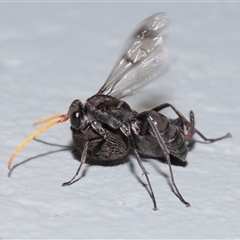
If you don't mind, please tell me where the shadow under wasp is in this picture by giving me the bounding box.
[8,12,231,210]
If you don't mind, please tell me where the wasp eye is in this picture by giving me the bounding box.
[71,111,81,129]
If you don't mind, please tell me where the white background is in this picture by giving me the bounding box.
[1,2,239,239]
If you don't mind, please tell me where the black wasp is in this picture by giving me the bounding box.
[8,13,231,210]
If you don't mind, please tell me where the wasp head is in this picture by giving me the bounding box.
[67,99,86,129]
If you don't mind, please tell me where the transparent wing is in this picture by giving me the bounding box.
[97,12,171,99]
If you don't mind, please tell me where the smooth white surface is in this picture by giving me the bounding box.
[1,2,239,239]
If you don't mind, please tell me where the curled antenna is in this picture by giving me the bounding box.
[8,114,69,169]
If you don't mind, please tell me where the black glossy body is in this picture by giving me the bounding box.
[69,95,188,163]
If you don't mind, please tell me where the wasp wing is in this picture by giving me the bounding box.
[97,12,171,99]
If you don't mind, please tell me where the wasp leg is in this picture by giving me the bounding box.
[182,111,195,141]
[62,141,89,186]
[132,142,158,211]
[62,136,103,186]
[152,103,231,142]
[122,122,158,210]
[147,114,190,207]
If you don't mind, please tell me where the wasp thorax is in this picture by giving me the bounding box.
[67,99,84,129]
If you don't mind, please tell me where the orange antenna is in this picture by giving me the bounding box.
[8,114,69,170]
